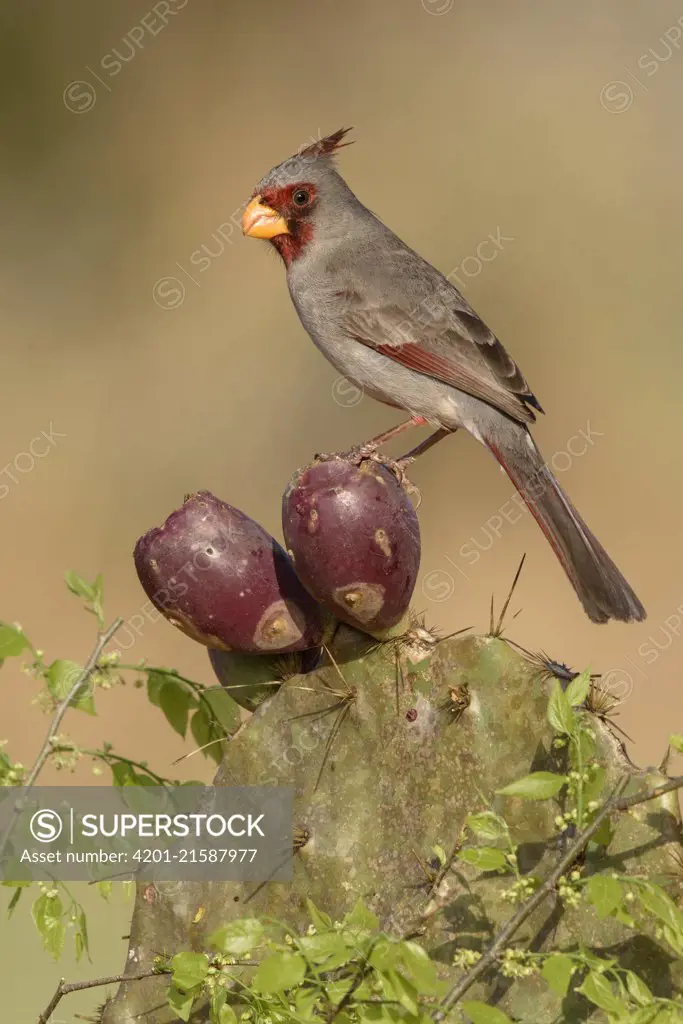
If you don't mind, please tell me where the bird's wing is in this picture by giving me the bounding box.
[334,276,542,425]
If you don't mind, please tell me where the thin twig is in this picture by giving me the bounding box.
[615,774,683,813]
[50,746,175,786]
[38,968,165,1024]
[37,958,260,1023]
[325,937,382,1023]
[434,774,632,1017]
[0,618,123,863]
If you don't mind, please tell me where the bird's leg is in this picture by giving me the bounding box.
[314,416,428,467]
[366,428,454,499]
[314,419,444,495]
[352,415,428,457]
[350,428,455,505]
[395,427,453,469]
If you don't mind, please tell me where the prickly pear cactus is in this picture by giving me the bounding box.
[103,628,683,1023]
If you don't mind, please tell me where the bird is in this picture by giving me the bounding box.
[241,128,645,625]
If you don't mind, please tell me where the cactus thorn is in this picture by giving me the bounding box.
[489,554,526,637]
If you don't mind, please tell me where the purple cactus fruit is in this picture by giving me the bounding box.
[134,491,327,654]
[282,457,420,635]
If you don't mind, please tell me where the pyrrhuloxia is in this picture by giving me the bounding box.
[241,129,645,625]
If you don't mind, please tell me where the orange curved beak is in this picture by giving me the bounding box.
[241,196,290,239]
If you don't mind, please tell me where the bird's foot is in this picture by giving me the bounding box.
[312,446,420,499]
[357,449,422,503]
[313,441,381,465]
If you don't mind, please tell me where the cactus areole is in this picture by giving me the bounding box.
[282,456,420,633]
[134,490,326,653]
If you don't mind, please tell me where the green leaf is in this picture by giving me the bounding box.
[497,772,568,800]
[541,953,573,997]
[548,680,576,735]
[32,891,66,959]
[400,941,439,992]
[432,843,447,866]
[65,571,104,625]
[92,572,104,605]
[44,915,66,959]
[64,570,94,600]
[294,987,321,1019]
[466,811,507,841]
[167,983,196,1022]
[669,734,683,754]
[171,951,209,991]
[252,951,306,993]
[462,1001,513,1023]
[378,969,419,1015]
[370,938,402,972]
[627,1009,664,1024]
[325,978,356,1008]
[662,923,683,958]
[111,761,136,787]
[578,971,628,1014]
[76,907,90,961]
[361,1012,403,1024]
[590,817,614,848]
[209,984,226,1024]
[201,689,240,734]
[191,707,222,763]
[625,971,653,1006]
[218,1006,238,1024]
[587,875,624,919]
[146,671,166,707]
[574,726,596,764]
[0,623,32,658]
[209,918,264,956]
[299,931,351,969]
[577,946,615,971]
[159,683,192,738]
[583,766,606,805]
[638,882,683,934]
[565,669,592,707]
[46,659,95,714]
[613,906,636,929]
[458,847,507,871]
[306,897,333,930]
[133,773,157,786]
[7,886,23,917]
[344,899,379,932]
[31,891,54,932]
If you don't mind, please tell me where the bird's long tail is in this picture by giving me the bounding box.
[483,426,645,624]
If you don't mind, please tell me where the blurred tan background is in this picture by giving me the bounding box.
[2,0,683,1016]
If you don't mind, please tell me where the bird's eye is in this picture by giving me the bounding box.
[293,188,311,207]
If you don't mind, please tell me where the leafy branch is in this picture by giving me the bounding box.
[37,954,260,1024]
[434,773,631,1018]
[48,742,182,786]
[0,616,123,863]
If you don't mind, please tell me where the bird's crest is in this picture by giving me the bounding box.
[299,127,354,160]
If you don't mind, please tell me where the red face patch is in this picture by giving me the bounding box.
[258,183,318,266]
[259,183,317,219]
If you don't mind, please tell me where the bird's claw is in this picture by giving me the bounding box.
[313,447,421,503]
[359,450,422,503]
[314,443,380,465]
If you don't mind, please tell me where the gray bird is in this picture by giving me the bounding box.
[242,128,645,625]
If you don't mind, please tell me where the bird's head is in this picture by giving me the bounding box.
[242,128,357,265]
